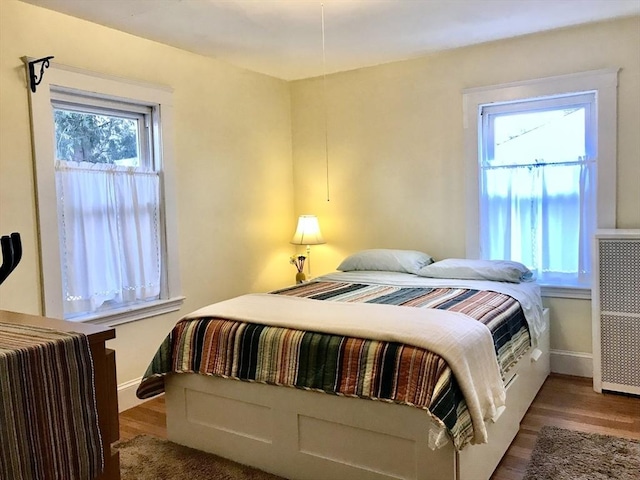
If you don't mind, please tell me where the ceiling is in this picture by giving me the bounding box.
[21,0,640,80]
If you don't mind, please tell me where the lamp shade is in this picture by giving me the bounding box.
[290,215,325,246]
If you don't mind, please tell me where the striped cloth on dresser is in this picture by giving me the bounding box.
[0,322,104,480]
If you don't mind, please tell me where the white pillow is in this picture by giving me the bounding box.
[337,249,433,274]
[416,258,534,283]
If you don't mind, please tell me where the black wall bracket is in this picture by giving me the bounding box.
[27,56,54,93]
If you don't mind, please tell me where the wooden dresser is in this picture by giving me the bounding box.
[0,310,120,480]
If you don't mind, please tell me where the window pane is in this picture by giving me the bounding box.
[489,107,586,167]
[53,108,141,166]
[52,103,160,318]
[479,96,596,288]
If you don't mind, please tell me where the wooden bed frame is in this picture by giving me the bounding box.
[165,309,549,480]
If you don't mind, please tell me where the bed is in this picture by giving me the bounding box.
[137,254,550,480]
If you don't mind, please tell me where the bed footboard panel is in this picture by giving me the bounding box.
[166,374,456,480]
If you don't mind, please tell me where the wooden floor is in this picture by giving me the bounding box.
[119,374,640,480]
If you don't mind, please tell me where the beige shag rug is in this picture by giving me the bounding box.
[117,435,286,480]
[118,428,640,480]
[523,426,640,480]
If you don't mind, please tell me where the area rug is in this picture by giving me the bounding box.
[116,435,286,480]
[523,425,640,480]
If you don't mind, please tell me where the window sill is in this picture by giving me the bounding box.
[69,296,185,327]
[540,285,591,300]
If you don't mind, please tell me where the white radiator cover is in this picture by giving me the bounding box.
[592,229,640,395]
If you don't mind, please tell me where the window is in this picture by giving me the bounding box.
[463,69,618,297]
[479,93,596,287]
[53,94,162,318]
[27,61,183,324]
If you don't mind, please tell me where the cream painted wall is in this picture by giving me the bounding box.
[0,0,294,385]
[290,17,640,360]
[1,0,638,391]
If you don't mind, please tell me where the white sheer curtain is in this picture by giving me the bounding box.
[55,161,161,316]
[480,160,595,286]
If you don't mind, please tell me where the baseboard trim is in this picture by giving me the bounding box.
[117,377,145,412]
[550,349,593,378]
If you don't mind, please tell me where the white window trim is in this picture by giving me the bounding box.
[462,68,618,299]
[26,58,183,325]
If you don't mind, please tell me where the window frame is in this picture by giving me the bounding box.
[26,59,183,325]
[462,69,618,299]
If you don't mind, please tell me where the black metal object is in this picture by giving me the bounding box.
[28,56,54,93]
[0,232,22,285]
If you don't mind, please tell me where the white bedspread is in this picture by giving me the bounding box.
[186,292,506,445]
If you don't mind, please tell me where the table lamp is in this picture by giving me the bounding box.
[290,215,325,278]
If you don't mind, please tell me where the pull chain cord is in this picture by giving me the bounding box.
[321,2,330,202]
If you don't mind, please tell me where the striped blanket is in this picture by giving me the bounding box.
[273,282,531,376]
[0,323,104,480]
[137,281,530,450]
